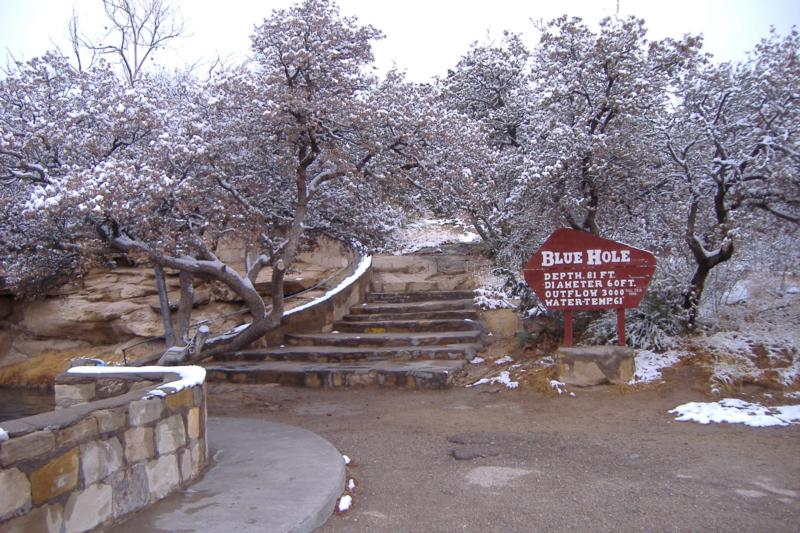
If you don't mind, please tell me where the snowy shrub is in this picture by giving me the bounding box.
[473,287,515,310]
[584,258,688,350]
[492,268,548,317]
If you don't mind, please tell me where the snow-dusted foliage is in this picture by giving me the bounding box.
[583,257,690,350]
[1,2,797,357]
[661,28,800,326]
[424,15,798,341]
[0,0,438,356]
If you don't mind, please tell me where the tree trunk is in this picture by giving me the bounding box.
[683,261,710,329]
[153,265,176,348]
[174,271,194,345]
[683,237,735,329]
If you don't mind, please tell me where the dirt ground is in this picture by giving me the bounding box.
[207,369,800,533]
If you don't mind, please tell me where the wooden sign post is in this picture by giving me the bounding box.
[523,229,657,347]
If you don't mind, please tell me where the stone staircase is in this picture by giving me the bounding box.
[205,287,487,389]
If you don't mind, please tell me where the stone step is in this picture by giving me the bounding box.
[286,330,484,347]
[370,280,473,293]
[349,299,476,316]
[204,359,467,389]
[342,309,479,322]
[218,343,483,363]
[366,290,475,303]
[332,318,480,333]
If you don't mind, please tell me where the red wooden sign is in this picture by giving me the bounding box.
[523,228,657,346]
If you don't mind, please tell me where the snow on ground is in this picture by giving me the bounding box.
[690,271,800,389]
[550,380,566,395]
[629,350,688,384]
[0,427,8,442]
[691,329,800,388]
[470,357,485,365]
[723,281,750,305]
[68,365,206,398]
[467,371,519,390]
[342,454,351,465]
[338,494,353,512]
[670,398,800,427]
[384,218,480,255]
[347,479,356,492]
[494,356,513,365]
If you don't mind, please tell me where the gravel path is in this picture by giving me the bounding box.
[207,374,800,532]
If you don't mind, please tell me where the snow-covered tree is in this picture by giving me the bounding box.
[662,29,800,326]
[519,16,698,239]
[3,0,435,358]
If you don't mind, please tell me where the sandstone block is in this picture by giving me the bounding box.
[1,431,55,467]
[179,448,192,484]
[128,397,164,426]
[0,503,63,533]
[54,383,96,408]
[186,408,201,440]
[80,438,123,485]
[556,346,636,387]
[124,426,155,464]
[63,482,112,533]
[95,378,130,399]
[304,373,322,388]
[164,388,193,412]
[155,415,186,455]
[110,463,149,518]
[56,418,98,450]
[145,454,179,501]
[30,448,79,505]
[0,468,30,520]
[192,384,204,406]
[93,408,127,434]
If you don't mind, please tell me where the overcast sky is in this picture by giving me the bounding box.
[1,0,798,81]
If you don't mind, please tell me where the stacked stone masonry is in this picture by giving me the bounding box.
[0,374,208,533]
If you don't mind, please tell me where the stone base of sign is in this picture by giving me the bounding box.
[555,346,635,387]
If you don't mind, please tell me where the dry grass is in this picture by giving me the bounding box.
[0,345,123,387]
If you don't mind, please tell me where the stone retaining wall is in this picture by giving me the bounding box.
[262,256,373,346]
[0,368,208,533]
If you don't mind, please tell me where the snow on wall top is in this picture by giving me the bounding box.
[284,255,372,316]
[67,365,206,399]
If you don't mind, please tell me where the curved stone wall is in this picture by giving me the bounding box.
[0,366,208,532]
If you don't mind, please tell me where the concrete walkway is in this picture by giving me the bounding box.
[102,417,345,533]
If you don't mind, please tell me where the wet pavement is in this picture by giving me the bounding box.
[102,417,345,533]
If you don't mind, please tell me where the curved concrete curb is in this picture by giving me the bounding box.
[103,417,345,533]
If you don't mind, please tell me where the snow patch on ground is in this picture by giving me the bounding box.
[385,218,481,254]
[338,494,353,512]
[467,371,519,390]
[691,329,799,388]
[550,380,566,395]
[342,454,351,465]
[0,427,8,442]
[629,350,688,384]
[470,357,485,365]
[723,281,750,305]
[669,398,800,427]
[68,365,206,398]
[347,479,355,492]
[494,356,513,365]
